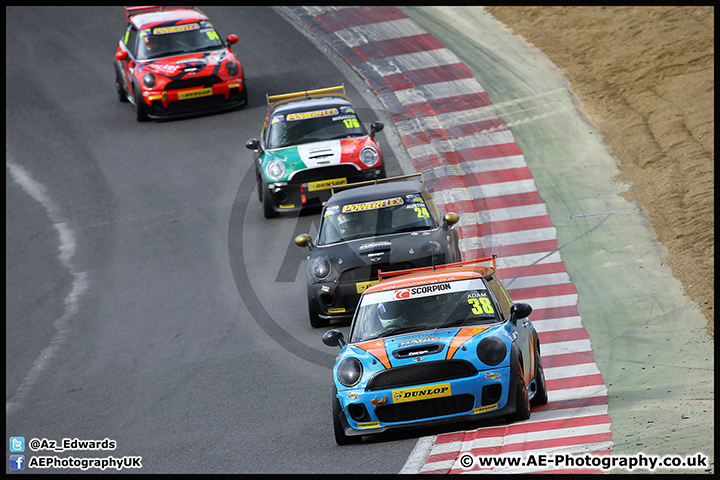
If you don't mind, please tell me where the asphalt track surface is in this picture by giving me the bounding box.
[6,6,713,475]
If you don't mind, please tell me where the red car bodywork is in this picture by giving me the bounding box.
[114,6,246,121]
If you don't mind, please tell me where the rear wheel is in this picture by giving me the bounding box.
[333,391,361,445]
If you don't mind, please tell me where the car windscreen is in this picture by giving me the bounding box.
[349,278,501,343]
[267,106,367,149]
[137,22,223,60]
[318,194,437,245]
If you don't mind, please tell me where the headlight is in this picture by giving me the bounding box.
[477,336,507,366]
[226,61,238,76]
[142,72,156,88]
[337,357,363,387]
[359,147,379,167]
[310,256,331,281]
[266,160,286,181]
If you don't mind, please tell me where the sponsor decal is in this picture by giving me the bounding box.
[178,87,212,100]
[371,396,387,407]
[393,283,452,300]
[358,241,391,251]
[328,307,346,314]
[153,23,200,35]
[474,404,499,414]
[342,197,403,213]
[485,372,500,380]
[398,334,440,348]
[308,178,347,192]
[286,109,339,122]
[357,422,381,429]
[347,392,359,400]
[356,280,379,294]
[392,383,451,404]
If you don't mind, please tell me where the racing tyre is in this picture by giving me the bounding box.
[134,87,148,122]
[256,170,263,203]
[531,341,548,406]
[333,391,361,446]
[262,191,278,219]
[508,360,531,422]
[115,71,128,103]
[308,298,329,328]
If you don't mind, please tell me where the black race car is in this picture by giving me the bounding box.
[295,175,461,327]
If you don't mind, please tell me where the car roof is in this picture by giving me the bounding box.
[326,180,426,207]
[366,265,495,295]
[128,6,208,30]
[271,96,354,116]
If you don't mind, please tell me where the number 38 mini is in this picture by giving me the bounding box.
[322,255,548,445]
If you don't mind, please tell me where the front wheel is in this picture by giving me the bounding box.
[115,70,128,103]
[262,190,278,218]
[508,361,531,422]
[333,391,361,445]
[134,87,148,122]
[531,341,548,406]
[309,297,329,328]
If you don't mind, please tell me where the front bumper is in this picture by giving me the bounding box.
[143,81,246,119]
[336,368,515,437]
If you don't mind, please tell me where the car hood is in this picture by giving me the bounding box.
[338,323,514,381]
[312,230,444,273]
[140,50,232,77]
[264,137,372,178]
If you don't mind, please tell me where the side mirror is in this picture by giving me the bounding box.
[509,303,532,325]
[295,233,313,249]
[115,50,128,61]
[322,329,346,348]
[370,121,384,138]
[245,138,259,151]
[443,212,460,228]
[227,34,239,45]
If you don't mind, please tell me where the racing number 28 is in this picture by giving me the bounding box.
[468,297,494,315]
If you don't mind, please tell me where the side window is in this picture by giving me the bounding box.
[486,276,513,320]
[422,189,441,226]
[126,27,138,57]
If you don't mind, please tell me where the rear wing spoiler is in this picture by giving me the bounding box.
[377,255,497,282]
[266,85,347,107]
[330,173,423,195]
[124,6,196,23]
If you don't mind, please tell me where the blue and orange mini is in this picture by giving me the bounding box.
[114,6,247,121]
[322,255,548,445]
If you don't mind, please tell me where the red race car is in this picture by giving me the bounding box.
[114,6,247,121]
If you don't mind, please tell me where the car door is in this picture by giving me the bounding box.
[117,26,139,98]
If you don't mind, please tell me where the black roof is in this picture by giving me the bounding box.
[327,180,426,207]
[271,96,353,116]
